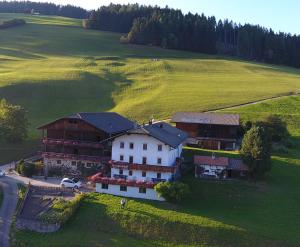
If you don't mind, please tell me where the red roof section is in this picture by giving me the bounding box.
[194,155,229,166]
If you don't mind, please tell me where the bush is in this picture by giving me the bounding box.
[154,182,190,203]
[40,194,84,225]
[16,160,35,177]
[0,18,26,29]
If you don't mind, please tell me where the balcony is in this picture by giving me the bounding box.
[109,160,180,173]
[41,152,110,163]
[95,177,157,189]
[42,138,104,149]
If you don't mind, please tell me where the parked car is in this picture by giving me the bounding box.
[60,178,82,189]
[0,170,5,177]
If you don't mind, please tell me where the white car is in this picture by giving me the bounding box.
[60,178,81,189]
[0,170,5,177]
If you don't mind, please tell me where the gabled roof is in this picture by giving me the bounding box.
[38,112,134,135]
[171,112,240,126]
[194,155,229,166]
[126,122,188,148]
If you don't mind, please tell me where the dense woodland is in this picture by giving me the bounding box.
[0,1,87,19]
[85,4,300,68]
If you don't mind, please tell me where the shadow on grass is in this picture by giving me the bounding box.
[76,194,287,247]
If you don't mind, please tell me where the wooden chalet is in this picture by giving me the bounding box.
[38,112,134,174]
[172,112,240,150]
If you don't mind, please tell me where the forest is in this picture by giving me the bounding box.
[0,1,88,19]
[84,4,300,68]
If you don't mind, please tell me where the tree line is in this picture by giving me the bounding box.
[85,4,300,68]
[0,1,88,19]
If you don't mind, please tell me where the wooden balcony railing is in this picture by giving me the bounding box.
[41,152,110,163]
[42,138,104,149]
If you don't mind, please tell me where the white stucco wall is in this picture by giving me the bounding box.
[111,167,173,181]
[112,134,182,166]
[96,183,165,201]
[198,164,227,176]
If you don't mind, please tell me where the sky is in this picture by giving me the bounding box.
[10,0,300,34]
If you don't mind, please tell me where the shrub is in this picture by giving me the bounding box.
[0,18,26,29]
[40,194,84,225]
[16,160,35,177]
[154,182,190,203]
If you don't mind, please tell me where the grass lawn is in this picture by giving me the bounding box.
[14,96,300,246]
[0,13,300,164]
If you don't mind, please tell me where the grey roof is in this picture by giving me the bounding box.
[171,112,240,126]
[127,122,188,148]
[39,112,134,135]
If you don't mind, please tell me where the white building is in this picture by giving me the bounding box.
[194,155,229,179]
[96,122,188,201]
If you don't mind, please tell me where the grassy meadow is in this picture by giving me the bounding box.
[1,13,300,163]
[14,95,300,247]
[0,13,300,247]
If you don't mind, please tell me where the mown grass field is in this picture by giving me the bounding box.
[0,13,300,164]
[0,13,300,247]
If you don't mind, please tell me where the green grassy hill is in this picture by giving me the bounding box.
[1,13,300,163]
[1,13,300,247]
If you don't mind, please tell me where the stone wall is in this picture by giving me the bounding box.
[16,218,60,233]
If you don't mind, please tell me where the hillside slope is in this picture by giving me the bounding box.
[0,13,299,135]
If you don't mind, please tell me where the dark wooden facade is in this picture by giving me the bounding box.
[40,118,112,158]
[175,122,239,150]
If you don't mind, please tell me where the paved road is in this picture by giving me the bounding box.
[0,177,18,247]
[0,164,61,247]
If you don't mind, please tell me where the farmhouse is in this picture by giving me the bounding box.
[172,112,240,150]
[38,112,134,175]
[194,154,248,179]
[95,121,188,201]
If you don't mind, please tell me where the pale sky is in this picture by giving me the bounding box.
[8,0,300,34]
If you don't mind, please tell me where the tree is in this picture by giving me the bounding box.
[258,115,289,142]
[240,126,272,178]
[154,181,190,203]
[0,99,28,142]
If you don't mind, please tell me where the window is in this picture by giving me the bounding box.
[143,143,148,150]
[157,158,162,164]
[120,185,127,192]
[129,156,134,163]
[142,171,146,177]
[129,142,134,149]
[71,161,77,167]
[120,142,124,149]
[139,187,146,194]
[129,170,133,176]
[120,155,124,161]
[157,173,161,179]
[101,183,108,190]
[142,157,147,165]
[68,119,77,124]
[119,169,123,175]
[57,160,61,164]
[86,163,92,168]
[158,144,162,151]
